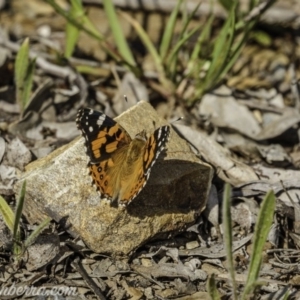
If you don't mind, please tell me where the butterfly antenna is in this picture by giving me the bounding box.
[171,117,184,123]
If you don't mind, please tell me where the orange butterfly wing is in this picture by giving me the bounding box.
[118,126,170,206]
[76,108,131,200]
[77,108,170,206]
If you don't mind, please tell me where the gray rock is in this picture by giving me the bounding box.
[15,101,212,256]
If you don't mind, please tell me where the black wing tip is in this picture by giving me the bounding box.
[155,125,171,144]
[76,107,91,129]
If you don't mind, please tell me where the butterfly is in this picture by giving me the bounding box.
[76,108,170,206]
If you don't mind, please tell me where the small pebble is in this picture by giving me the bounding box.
[185,240,199,250]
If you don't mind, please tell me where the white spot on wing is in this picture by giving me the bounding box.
[97,115,106,126]
[89,126,93,132]
[157,128,162,139]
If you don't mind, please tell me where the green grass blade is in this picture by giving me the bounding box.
[250,30,272,47]
[179,1,202,42]
[24,217,52,248]
[204,2,236,88]
[281,288,291,300]
[15,37,30,112]
[236,0,277,31]
[45,0,102,40]
[242,190,276,299]
[159,0,183,61]
[13,234,22,257]
[222,184,237,300]
[217,16,256,81]
[186,13,214,83]
[219,0,277,84]
[65,0,82,58]
[45,0,121,61]
[207,274,221,300]
[190,13,214,63]
[65,23,79,58]
[13,181,26,240]
[167,24,202,69]
[22,58,36,110]
[12,181,26,256]
[216,34,246,82]
[218,0,235,11]
[191,11,235,102]
[103,0,136,67]
[121,12,172,91]
[0,195,15,233]
[0,193,22,256]
[181,0,188,32]
[219,7,264,81]
[168,1,202,78]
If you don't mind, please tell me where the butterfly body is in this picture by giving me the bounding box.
[76,108,170,206]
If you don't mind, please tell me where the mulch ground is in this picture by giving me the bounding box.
[1,1,300,299]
